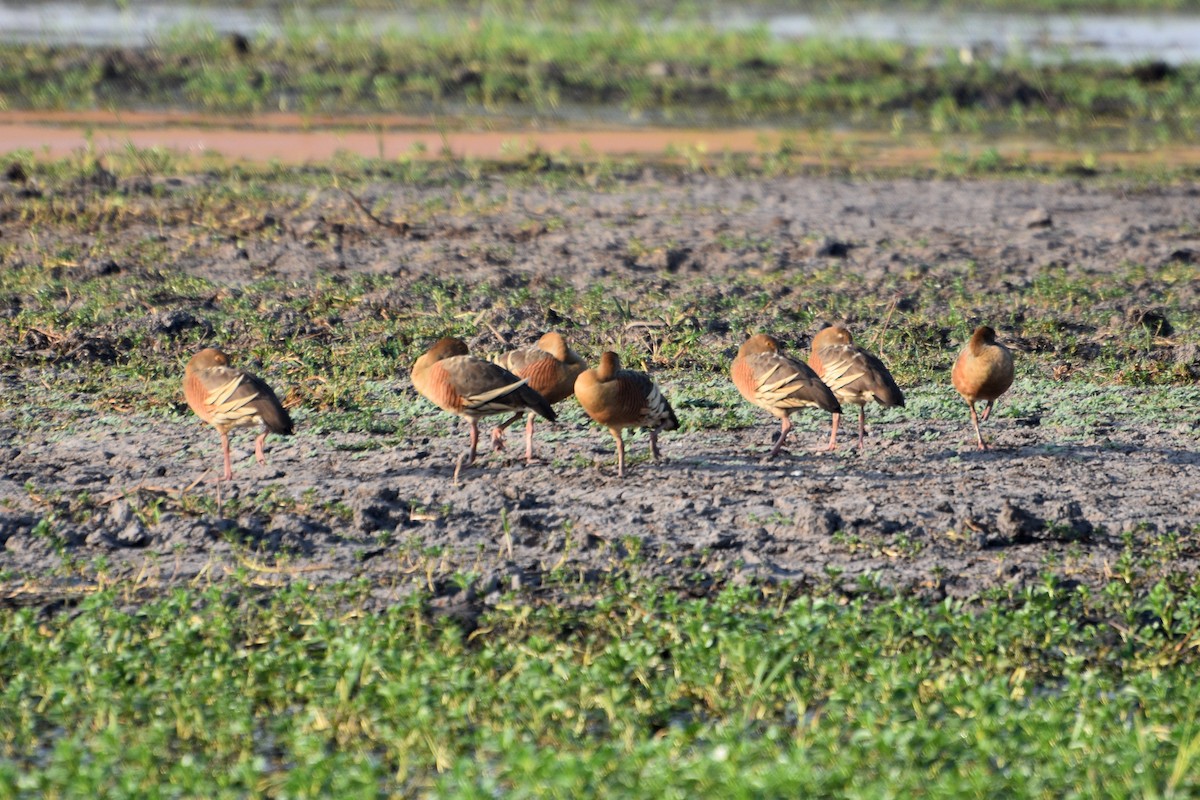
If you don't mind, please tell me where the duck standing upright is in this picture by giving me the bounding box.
[574,351,678,477]
[951,325,1014,451]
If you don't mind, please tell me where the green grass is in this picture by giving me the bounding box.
[0,199,1195,431]
[3,20,1200,140]
[3,573,1200,796]
[0,154,1195,445]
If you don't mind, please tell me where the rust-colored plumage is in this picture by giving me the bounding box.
[183,347,294,481]
[808,324,904,451]
[412,337,556,475]
[951,325,1014,450]
[491,332,587,462]
[574,351,678,477]
[731,334,841,458]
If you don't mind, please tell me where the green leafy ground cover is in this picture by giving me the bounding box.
[2,573,1200,797]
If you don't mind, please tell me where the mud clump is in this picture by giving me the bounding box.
[148,309,211,338]
[987,499,1096,548]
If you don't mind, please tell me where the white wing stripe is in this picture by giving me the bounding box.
[465,378,529,410]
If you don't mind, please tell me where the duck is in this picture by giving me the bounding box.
[491,332,587,462]
[574,351,678,477]
[412,337,555,476]
[731,334,841,458]
[183,347,294,481]
[950,325,1014,450]
[808,324,905,450]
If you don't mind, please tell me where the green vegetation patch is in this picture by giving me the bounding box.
[2,575,1200,796]
[2,21,1200,135]
[0,219,1195,430]
[0,157,1195,444]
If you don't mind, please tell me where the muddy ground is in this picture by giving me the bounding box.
[2,172,1199,609]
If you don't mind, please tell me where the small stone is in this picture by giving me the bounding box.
[775,499,841,539]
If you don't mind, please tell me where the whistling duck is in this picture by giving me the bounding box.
[574,351,678,477]
[492,332,587,462]
[412,337,555,474]
[951,325,1014,450]
[183,347,294,481]
[731,334,841,458]
[808,324,905,451]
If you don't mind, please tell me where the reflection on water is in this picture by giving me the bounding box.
[0,1,1198,63]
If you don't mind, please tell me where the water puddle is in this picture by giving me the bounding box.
[0,2,1196,63]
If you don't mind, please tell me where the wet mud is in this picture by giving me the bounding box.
[1,172,1198,608]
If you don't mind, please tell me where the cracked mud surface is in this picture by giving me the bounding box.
[2,172,1199,607]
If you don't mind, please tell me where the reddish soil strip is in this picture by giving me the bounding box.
[0,121,784,162]
[4,110,1200,167]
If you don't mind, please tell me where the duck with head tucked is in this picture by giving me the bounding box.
[412,337,556,477]
[731,334,841,459]
[183,347,294,481]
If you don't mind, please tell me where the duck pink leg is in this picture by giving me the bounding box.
[524,413,537,463]
[768,417,793,458]
[969,402,988,451]
[823,413,841,451]
[467,419,480,465]
[220,430,234,481]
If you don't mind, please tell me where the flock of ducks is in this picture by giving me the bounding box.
[183,324,1015,482]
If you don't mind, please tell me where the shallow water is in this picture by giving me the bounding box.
[0,2,281,47]
[759,10,1200,64]
[1,1,1197,63]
